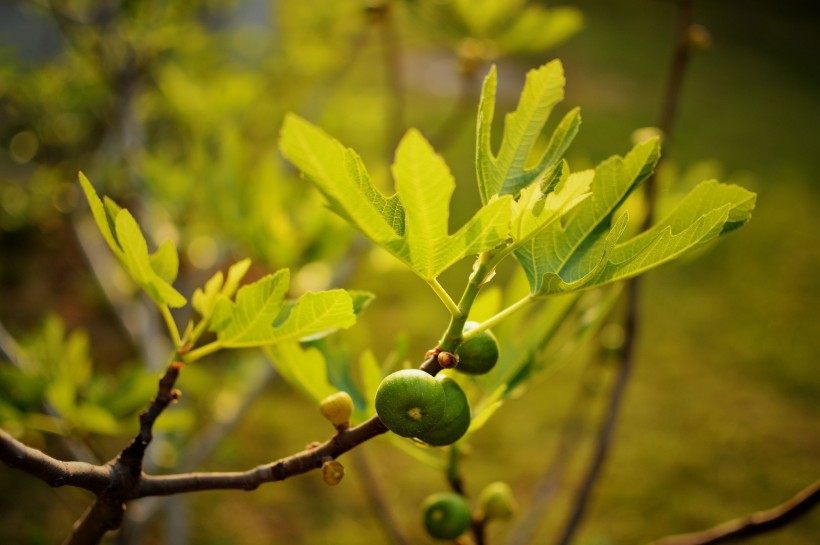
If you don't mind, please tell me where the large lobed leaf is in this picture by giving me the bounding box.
[476,60,580,203]
[280,116,512,280]
[515,139,757,296]
[79,173,186,308]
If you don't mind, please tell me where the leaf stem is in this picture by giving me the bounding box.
[427,278,463,317]
[183,340,222,363]
[462,295,535,342]
[160,305,181,348]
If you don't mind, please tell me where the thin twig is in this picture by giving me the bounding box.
[350,448,412,545]
[0,428,110,492]
[553,280,640,545]
[135,416,389,497]
[649,479,820,545]
[554,2,696,543]
[506,362,600,545]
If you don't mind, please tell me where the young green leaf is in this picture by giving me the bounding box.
[192,259,252,317]
[210,270,290,347]
[508,163,592,248]
[279,114,404,244]
[149,240,179,284]
[517,145,756,295]
[209,270,357,347]
[476,61,577,203]
[115,210,187,308]
[270,290,356,343]
[515,138,661,295]
[79,173,186,308]
[263,342,336,402]
[78,172,122,259]
[385,129,513,279]
[281,117,513,281]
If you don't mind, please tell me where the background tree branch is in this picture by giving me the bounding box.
[649,479,820,545]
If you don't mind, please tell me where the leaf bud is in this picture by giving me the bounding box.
[437,351,459,369]
[478,482,517,520]
[322,459,345,486]
[319,391,354,430]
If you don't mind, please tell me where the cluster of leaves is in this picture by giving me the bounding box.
[277,59,755,454]
[0,315,156,439]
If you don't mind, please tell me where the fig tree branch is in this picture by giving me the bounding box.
[649,479,820,545]
[0,428,110,493]
[135,415,388,496]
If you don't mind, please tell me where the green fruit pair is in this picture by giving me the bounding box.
[422,492,472,540]
[375,370,470,446]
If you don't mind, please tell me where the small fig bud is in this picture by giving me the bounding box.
[422,492,472,540]
[478,481,517,520]
[319,391,354,429]
[322,459,345,486]
[437,351,459,369]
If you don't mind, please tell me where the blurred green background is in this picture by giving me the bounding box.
[0,1,818,544]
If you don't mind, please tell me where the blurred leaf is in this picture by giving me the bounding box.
[149,240,180,284]
[467,385,506,435]
[60,328,92,388]
[193,270,225,317]
[477,61,576,203]
[358,349,383,415]
[348,290,376,315]
[152,407,196,434]
[45,380,75,418]
[74,403,120,435]
[264,342,336,402]
[469,286,502,322]
[103,367,157,417]
[22,413,64,435]
[453,0,525,36]
[496,6,584,53]
[192,258,252,317]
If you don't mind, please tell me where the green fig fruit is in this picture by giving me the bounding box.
[455,322,499,375]
[375,369,446,438]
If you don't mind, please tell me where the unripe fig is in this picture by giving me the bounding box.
[319,391,354,429]
[422,492,472,540]
[322,459,344,486]
[478,481,517,520]
[375,369,446,438]
[455,322,499,375]
[416,375,471,446]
